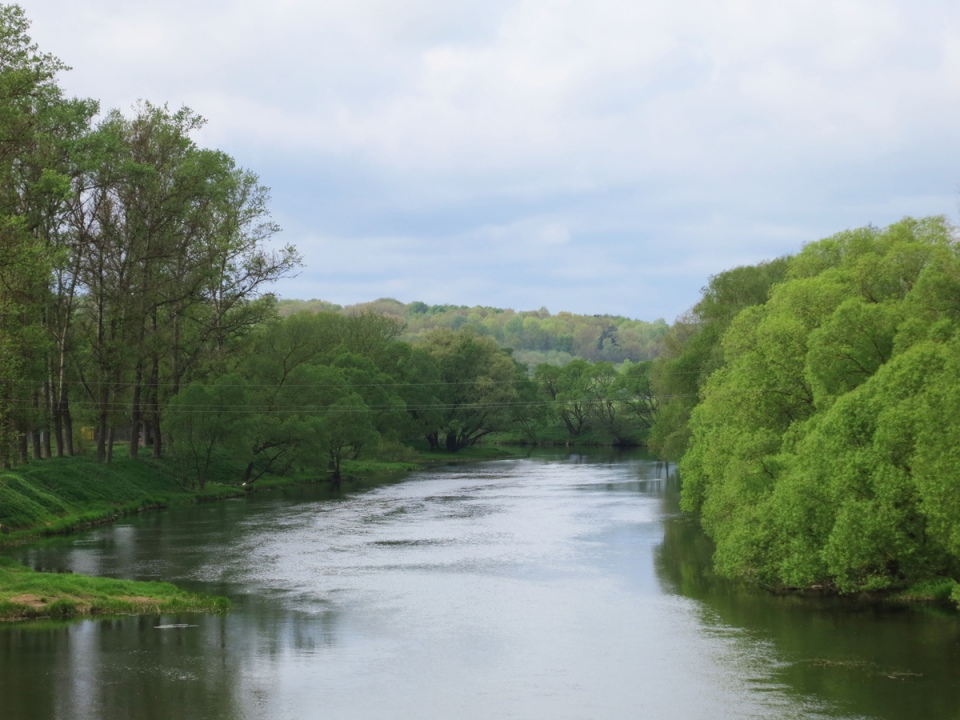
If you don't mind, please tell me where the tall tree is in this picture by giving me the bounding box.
[69,103,298,462]
[0,4,82,466]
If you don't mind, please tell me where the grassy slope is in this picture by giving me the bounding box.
[0,455,243,621]
[0,455,248,541]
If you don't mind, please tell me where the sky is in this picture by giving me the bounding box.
[21,0,960,321]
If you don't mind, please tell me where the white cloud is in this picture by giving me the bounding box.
[22,0,960,319]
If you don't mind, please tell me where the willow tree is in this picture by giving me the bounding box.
[679,217,960,594]
[419,328,535,451]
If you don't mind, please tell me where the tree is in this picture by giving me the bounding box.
[420,328,534,451]
[68,103,297,463]
[166,374,251,489]
[0,4,81,466]
[535,360,595,439]
[648,258,789,461]
[677,217,960,593]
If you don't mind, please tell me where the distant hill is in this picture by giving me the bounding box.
[277,298,668,367]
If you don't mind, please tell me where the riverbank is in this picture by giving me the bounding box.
[0,446,524,621]
[0,455,257,546]
[0,446,522,546]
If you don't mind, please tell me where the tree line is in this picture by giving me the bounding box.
[278,298,669,368]
[167,311,662,488]
[653,216,960,598]
[0,5,299,468]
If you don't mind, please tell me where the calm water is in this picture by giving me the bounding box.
[2,452,958,720]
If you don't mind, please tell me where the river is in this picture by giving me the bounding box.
[1,451,958,719]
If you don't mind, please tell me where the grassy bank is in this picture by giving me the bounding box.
[0,455,256,545]
[0,557,229,621]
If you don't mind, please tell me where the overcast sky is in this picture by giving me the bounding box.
[23,0,960,320]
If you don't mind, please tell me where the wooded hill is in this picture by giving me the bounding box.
[277,298,668,368]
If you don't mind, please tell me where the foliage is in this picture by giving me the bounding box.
[0,6,298,468]
[529,358,658,446]
[647,257,789,460]
[678,216,960,595]
[417,328,536,451]
[278,298,669,368]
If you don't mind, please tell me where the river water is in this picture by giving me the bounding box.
[1,452,958,719]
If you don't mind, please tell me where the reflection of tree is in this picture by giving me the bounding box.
[0,624,64,719]
[654,511,720,601]
[654,488,960,720]
[0,601,349,720]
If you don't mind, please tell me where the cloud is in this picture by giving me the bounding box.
[23,0,960,320]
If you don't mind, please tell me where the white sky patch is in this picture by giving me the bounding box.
[22,0,960,320]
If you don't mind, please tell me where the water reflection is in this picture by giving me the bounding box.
[654,474,960,720]
[0,453,957,719]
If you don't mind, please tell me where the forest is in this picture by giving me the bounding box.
[278,298,669,369]
[3,3,960,602]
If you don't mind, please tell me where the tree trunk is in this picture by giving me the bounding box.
[106,426,115,464]
[130,362,142,458]
[62,393,74,456]
[445,432,458,452]
[49,358,64,457]
[0,426,5,468]
[150,336,162,458]
[96,386,108,463]
[42,381,52,458]
[30,392,41,460]
[52,392,64,457]
[330,452,342,491]
[18,431,28,465]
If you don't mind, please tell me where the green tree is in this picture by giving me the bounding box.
[166,374,251,489]
[678,217,960,593]
[0,4,80,466]
[420,328,534,451]
[648,258,789,461]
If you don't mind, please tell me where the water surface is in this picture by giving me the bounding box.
[2,453,957,719]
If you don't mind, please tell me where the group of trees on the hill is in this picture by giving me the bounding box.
[667,216,960,598]
[277,298,669,368]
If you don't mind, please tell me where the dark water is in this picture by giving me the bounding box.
[1,452,958,720]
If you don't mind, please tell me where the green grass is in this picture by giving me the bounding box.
[889,578,960,604]
[0,557,228,621]
[0,455,256,543]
